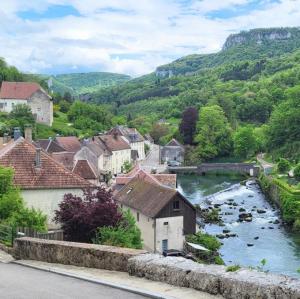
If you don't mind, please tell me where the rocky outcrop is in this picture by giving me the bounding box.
[128,254,300,299]
[223,27,300,50]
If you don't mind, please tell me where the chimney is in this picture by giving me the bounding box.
[35,148,42,168]
[24,125,32,143]
[13,127,21,141]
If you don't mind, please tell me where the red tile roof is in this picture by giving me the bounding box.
[97,135,130,152]
[0,81,42,100]
[0,138,91,189]
[55,137,81,153]
[115,165,177,189]
[35,139,66,153]
[51,152,75,170]
[73,160,97,180]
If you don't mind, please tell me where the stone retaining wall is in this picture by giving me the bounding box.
[128,254,300,299]
[13,238,300,298]
[14,237,146,272]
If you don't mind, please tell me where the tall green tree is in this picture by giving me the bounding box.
[194,105,232,161]
[233,126,257,158]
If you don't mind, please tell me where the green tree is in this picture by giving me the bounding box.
[294,164,300,181]
[277,158,290,173]
[93,209,143,249]
[0,167,46,230]
[233,126,257,158]
[194,105,232,161]
[149,123,169,144]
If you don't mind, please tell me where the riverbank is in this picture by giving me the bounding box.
[177,173,300,277]
[258,173,300,230]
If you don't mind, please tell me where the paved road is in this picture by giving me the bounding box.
[141,144,166,173]
[0,263,148,299]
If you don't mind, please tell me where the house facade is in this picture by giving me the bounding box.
[0,81,53,126]
[109,126,145,160]
[114,176,196,253]
[0,137,90,228]
[96,135,131,175]
[160,139,185,164]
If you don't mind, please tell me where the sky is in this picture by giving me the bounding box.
[0,0,300,77]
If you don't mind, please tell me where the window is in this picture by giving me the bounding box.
[163,222,168,226]
[173,200,180,210]
[0,103,4,109]
[37,107,41,112]
[137,212,139,222]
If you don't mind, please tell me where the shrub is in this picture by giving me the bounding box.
[294,164,300,181]
[0,167,46,231]
[94,209,143,249]
[226,265,240,272]
[277,158,290,173]
[186,231,221,251]
[54,187,122,243]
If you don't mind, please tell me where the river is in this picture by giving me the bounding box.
[177,173,300,278]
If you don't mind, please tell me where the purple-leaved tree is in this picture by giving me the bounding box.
[179,106,198,145]
[54,187,122,243]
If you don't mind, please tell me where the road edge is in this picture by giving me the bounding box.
[13,260,171,299]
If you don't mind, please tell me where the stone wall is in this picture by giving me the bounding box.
[12,238,300,298]
[128,254,300,299]
[14,237,146,272]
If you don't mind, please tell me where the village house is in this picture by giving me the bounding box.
[55,136,82,154]
[0,136,90,228]
[114,175,196,253]
[109,126,145,160]
[95,134,132,175]
[0,81,53,126]
[34,138,75,170]
[114,164,177,191]
[160,138,185,164]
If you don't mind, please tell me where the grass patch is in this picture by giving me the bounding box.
[226,265,241,272]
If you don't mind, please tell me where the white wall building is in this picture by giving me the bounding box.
[0,137,91,228]
[0,81,53,126]
[109,126,145,161]
[115,176,196,253]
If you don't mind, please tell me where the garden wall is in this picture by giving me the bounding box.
[14,237,146,272]
[128,254,300,299]
[13,238,300,298]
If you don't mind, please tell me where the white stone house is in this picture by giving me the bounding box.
[95,135,131,175]
[114,175,196,253]
[0,137,91,228]
[109,126,145,160]
[0,81,53,126]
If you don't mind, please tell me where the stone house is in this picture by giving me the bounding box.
[0,81,53,126]
[0,137,90,228]
[114,176,196,253]
[109,126,145,160]
[160,139,185,164]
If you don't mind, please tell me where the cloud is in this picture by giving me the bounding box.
[0,0,299,76]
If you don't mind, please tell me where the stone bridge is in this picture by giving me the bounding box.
[168,163,260,177]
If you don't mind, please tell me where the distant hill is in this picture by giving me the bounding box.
[155,27,300,77]
[42,72,131,96]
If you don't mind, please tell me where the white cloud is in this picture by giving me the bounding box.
[0,0,299,76]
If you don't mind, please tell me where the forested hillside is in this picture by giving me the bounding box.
[44,72,131,96]
[88,27,300,161]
